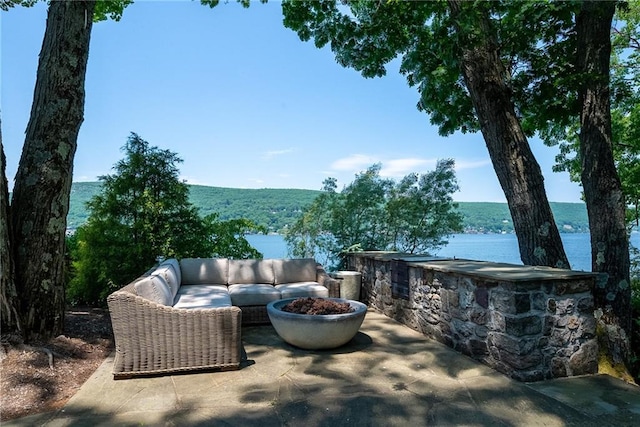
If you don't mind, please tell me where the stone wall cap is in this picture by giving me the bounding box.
[407,259,598,282]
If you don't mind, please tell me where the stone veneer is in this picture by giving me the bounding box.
[346,252,599,382]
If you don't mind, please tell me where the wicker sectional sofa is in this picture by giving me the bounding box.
[107,257,340,378]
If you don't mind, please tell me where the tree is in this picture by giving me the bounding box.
[549,2,640,273]
[331,164,394,253]
[281,0,632,334]
[284,178,339,267]
[610,2,640,232]
[2,0,134,340]
[522,1,636,348]
[8,0,96,340]
[386,159,464,254]
[282,1,570,271]
[576,0,631,336]
[1,118,21,334]
[68,133,264,305]
[286,161,463,269]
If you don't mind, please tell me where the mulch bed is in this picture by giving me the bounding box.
[281,297,354,315]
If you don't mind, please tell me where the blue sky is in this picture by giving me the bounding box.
[1,0,583,203]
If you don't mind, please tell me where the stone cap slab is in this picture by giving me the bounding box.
[407,259,599,282]
[349,251,600,283]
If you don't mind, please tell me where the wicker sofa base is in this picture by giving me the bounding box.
[108,288,243,378]
[239,305,271,325]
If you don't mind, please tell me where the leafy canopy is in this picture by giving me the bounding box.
[282,0,580,137]
[1,0,133,22]
[285,160,463,269]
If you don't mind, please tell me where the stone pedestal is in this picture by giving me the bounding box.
[334,271,362,301]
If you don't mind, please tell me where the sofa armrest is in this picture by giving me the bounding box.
[107,285,242,378]
[315,263,341,298]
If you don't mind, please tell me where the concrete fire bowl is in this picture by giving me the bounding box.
[266,298,367,350]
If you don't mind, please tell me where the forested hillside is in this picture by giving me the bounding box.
[459,202,589,233]
[67,182,589,233]
[67,182,321,232]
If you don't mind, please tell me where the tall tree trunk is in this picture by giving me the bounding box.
[577,1,631,339]
[1,118,21,334]
[447,0,570,269]
[11,0,95,341]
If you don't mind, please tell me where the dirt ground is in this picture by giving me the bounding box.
[0,307,114,422]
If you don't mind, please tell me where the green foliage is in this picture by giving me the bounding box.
[282,178,339,268]
[67,182,103,230]
[0,0,133,22]
[285,160,464,269]
[282,1,581,137]
[67,133,262,305]
[202,214,266,259]
[386,159,464,253]
[200,0,267,9]
[94,0,133,22]
[0,0,37,11]
[539,2,640,274]
[189,185,320,233]
[329,164,394,253]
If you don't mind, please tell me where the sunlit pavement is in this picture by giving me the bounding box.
[7,310,640,427]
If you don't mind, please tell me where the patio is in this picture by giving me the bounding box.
[9,310,640,426]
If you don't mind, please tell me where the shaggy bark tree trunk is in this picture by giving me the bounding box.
[577,1,631,338]
[447,0,570,269]
[1,119,21,334]
[11,0,95,340]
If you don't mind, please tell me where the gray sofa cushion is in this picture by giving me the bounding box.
[228,284,281,306]
[160,258,182,285]
[180,258,229,285]
[273,258,317,284]
[134,275,172,306]
[275,283,329,299]
[153,265,180,300]
[172,284,232,309]
[228,259,274,284]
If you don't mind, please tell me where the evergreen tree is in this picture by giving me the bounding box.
[68,133,262,305]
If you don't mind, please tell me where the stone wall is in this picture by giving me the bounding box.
[345,252,598,382]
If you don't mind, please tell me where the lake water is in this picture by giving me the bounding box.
[247,232,640,272]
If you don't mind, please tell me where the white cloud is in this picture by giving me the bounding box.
[263,148,294,159]
[379,158,436,177]
[331,154,378,171]
[329,156,491,181]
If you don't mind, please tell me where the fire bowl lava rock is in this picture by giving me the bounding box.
[266,298,367,350]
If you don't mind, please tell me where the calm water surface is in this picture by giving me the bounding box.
[247,233,640,272]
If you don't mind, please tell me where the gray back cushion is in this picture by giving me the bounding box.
[160,258,181,285]
[273,258,317,284]
[153,265,180,299]
[133,275,172,306]
[180,258,229,285]
[228,259,274,284]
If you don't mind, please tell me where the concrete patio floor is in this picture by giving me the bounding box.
[7,310,640,426]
